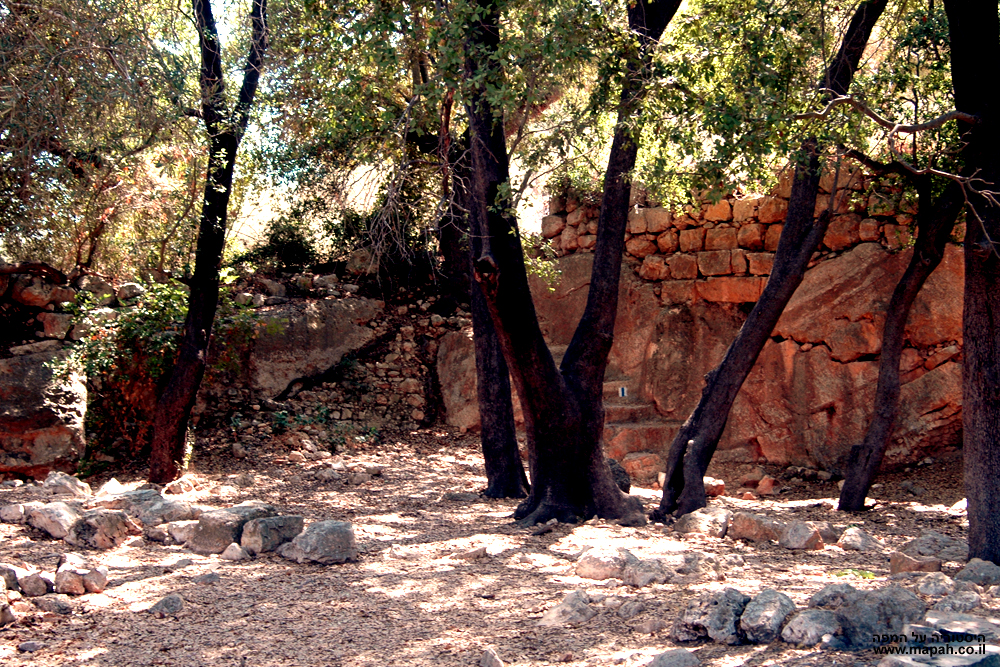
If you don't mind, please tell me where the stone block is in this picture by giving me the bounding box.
[733,197,759,222]
[668,255,699,280]
[824,213,862,251]
[660,280,696,305]
[747,253,774,275]
[657,230,679,254]
[639,256,671,281]
[697,251,732,276]
[625,237,658,258]
[541,215,566,239]
[627,208,647,234]
[859,218,880,241]
[764,224,783,251]
[705,228,738,250]
[758,197,788,224]
[646,208,672,233]
[679,228,706,252]
[696,277,765,303]
[737,224,766,251]
[704,200,732,222]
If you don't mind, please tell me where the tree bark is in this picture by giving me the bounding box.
[652,0,888,521]
[464,0,678,524]
[944,0,1000,563]
[147,0,267,483]
[838,176,962,511]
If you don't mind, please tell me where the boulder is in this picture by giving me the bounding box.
[0,563,20,592]
[956,559,1000,587]
[28,502,82,539]
[537,590,597,628]
[779,521,823,550]
[672,587,750,645]
[890,551,943,575]
[808,583,858,609]
[576,547,635,581]
[42,471,90,498]
[186,502,278,555]
[932,592,981,613]
[835,586,926,648]
[728,512,784,542]
[673,506,731,538]
[902,531,969,563]
[781,609,842,646]
[918,573,956,597]
[277,520,358,564]
[621,558,671,588]
[0,349,87,478]
[740,589,797,643]
[18,572,54,597]
[65,508,142,549]
[91,489,197,526]
[148,594,184,617]
[648,649,700,667]
[241,515,304,555]
[837,526,883,551]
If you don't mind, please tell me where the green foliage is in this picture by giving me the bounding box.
[833,568,876,579]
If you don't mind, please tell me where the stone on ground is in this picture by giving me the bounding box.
[890,551,942,574]
[241,515,304,555]
[837,526,883,551]
[186,502,277,555]
[740,588,797,643]
[622,558,671,587]
[92,488,197,526]
[918,572,956,597]
[808,583,857,608]
[28,502,81,539]
[901,530,968,563]
[0,601,15,626]
[277,520,358,564]
[480,647,504,667]
[33,594,73,615]
[576,547,635,581]
[673,507,731,538]
[956,559,1000,587]
[42,471,91,498]
[781,609,842,646]
[933,592,982,613]
[65,508,141,549]
[165,520,199,545]
[220,543,250,561]
[647,648,700,667]
[836,586,926,648]
[537,590,597,628]
[728,512,784,542]
[0,564,20,592]
[148,594,184,616]
[18,572,53,597]
[672,587,750,645]
[779,521,823,550]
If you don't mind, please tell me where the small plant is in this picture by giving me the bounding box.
[272,410,290,434]
[833,568,876,579]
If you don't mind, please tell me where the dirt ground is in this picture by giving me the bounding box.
[0,428,976,667]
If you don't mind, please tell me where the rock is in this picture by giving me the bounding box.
[66,508,142,549]
[608,458,631,493]
[617,599,646,619]
[0,602,15,626]
[703,477,725,496]
[436,330,481,431]
[672,587,750,645]
[165,520,199,545]
[480,647,505,667]
[194,572,221,585]
[116,282,145,300]
[809,583,858,608]
[82,566,108,593]
[757,475,779,495]
[919,572,956,597]
[891,551,943,574]
[220,543,250,561]
[647,648,700,667]
[277,520,358,564]
[148,594,184,617]
[18,572,53,597]
[673,506,731,538]
[42,471,91,497]
[779,521,823,550]
[28,501,81,539]
[33,594,73,615]
[781,609,842,646]
[0,564,20,592]
[538,590,597,628]
[622,558,671,588]
[241,515,304,555]
[164,476,197,494]
[728,512,784,542]
[838,526,884,552]
[740,589,797,643]
[576,548,634,581]
[957,559,1000,587]
[0,348,87,478]
[1,503,28,523]
[54,554,90,595]
[923,610,1000,642]
[933,592,981,613]
[186,502,278,555]
[455,546,487,561]
[835,586,926,648]
[91,488,197,526]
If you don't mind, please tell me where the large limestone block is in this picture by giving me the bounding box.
[0,349,86,478]
[238,298,381,398]
[186,502,278,555]
[436,330,479,431]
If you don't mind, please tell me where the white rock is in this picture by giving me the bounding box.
[220,543,250,561]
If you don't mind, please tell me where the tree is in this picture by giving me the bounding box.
[147,0,268,482]
[944,0,1000,563]
[652,0,889,521]
[464,0,680,525]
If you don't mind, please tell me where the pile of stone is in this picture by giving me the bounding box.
[0,553,109,626]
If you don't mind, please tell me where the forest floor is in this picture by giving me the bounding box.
[0,427,975,667]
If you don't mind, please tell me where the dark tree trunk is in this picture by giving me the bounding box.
[945,0,1000,563]
[465,0,679,524]
[838,177,962,511]
[652,0,888,521]
[148,0,267,483]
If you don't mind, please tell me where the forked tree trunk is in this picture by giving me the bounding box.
[944,0,1000,563]
[652,0,888,521]
[464,0,679,524]
[838,177,962,511]
[148,0,267,482]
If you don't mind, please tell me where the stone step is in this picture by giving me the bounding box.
[603,420,679,461]
[604,402,660,423]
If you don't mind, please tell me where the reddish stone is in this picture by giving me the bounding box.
[758,197,788,224]
[656,230,679,254]
[704,200,732,222]
[668,255,699,280]
[673,214,696,230]
[733,197,760,222]
[627,208,647,234]
[729,512,784,542]
[764,224,783,251]
[859,218,880,242]
[889,551,942,574]
[660,280,696,305]
[697,277,765,303]
[737,224,765,251]
[757,475,778,495]
[541,215,566,239]
[577,234,596,250]
[705,228,738,250]
[731,249,748,274]
[561,225,579,252]
[621,452,664,485]
[774,169,794,198]
[646,208,672,233]
[567,206,588,227]
[823,213,862,251]
[639,256,671,281]
[704,477,725,496]
[747,253,774,276]
[884,224,912,250]
[679,228,705,252]
[626,237,658,258]
[697,250,732,276]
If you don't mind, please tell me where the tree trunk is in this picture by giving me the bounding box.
[148,0,267,483]
[944,0,1000,563]
[652,0,888,521]
[838,177,962,511]
[464,0,678,524]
